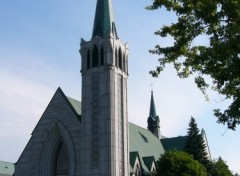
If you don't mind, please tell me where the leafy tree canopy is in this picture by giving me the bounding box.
[147,0,240,130]
[156,150,207,176]
[210,157,233,176]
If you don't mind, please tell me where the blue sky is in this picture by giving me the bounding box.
[0,0,239,174]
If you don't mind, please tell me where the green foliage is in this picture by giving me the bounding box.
[156,150,207,176]
[185,117,209,167]
[147,0,240,130]
[210,157,233,176]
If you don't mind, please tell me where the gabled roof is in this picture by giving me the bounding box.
[129,122,165,175]
[56,88,81,120]
[53,93,165,174]
[130,151,139,169]
[0,161,14,176]
[1,89,211,175]
[161,136,187,152]
[142,156,155,172]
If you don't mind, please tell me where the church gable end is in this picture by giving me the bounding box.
[15,88,82,176]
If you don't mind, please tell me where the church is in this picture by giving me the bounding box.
[0,0,211,176]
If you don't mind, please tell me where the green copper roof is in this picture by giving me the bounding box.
[92,0,117,38]
[60,91,167,175]
[149,91,157,120]
[161,136,187,152]
[55,88,81,120]
[130,152,139,169]
[129,122,165,175]
[67,96,81,116]
[0,161,14,176]
[142,156,155,172]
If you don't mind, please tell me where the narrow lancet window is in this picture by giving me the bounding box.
[87,50,91,69]
[118,48,122,70]
[115,48,118,68]
[92,45,99,67]
[100,47,104,66]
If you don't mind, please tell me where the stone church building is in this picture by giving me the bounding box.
[0,0,211,175]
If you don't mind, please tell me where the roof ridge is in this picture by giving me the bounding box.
[66,96,81,117]
[66,96,80,102]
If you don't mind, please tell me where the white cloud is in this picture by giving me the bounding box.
[0,66,55,162]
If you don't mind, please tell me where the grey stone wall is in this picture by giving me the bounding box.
[15,89,82,176]
[80,34,129,176]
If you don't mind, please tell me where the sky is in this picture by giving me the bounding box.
[0,0,239,174]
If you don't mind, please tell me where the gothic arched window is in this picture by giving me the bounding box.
[118,48,122,70]
[100,47,104,66]
[92,45,99,67]
[54,142,69,176]
[115,48,118,68]
[87,50,91,69]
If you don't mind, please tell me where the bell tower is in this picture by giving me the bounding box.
[80,0,129,175]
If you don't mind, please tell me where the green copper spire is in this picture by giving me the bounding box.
[92,0,118,38]
[148,91,161,139]
[149,91,157,119]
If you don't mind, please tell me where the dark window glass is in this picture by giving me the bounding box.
[115,48,118,67]
[54,142,69,176]
[100,47,104,66]
[118,48,122,70]
[92,45,99,67]
[87,50,91,69]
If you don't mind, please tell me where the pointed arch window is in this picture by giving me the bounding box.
[92,45,99,67]
[53,142,69,176]
[100,47,104,66]
[115,48,118,68]
[87,50,91,69]
[118,48,122,70]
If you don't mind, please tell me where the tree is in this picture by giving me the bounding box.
[210,157,233,176]
[156,150,207,176]
[185,117,209,167]
[147,0,240,130]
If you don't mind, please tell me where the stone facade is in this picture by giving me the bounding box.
[15,0,131,175]
[10,1,212,176]
[80,32,129,176]
[14,89,82,176]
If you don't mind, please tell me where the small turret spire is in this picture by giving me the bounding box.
[92,0,118,39]
[149,91,157,119]
[147,91,161,139]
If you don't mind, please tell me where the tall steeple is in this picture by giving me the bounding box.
[148,91,161,139]
[92,0,118,39]
[80,0,129,175]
